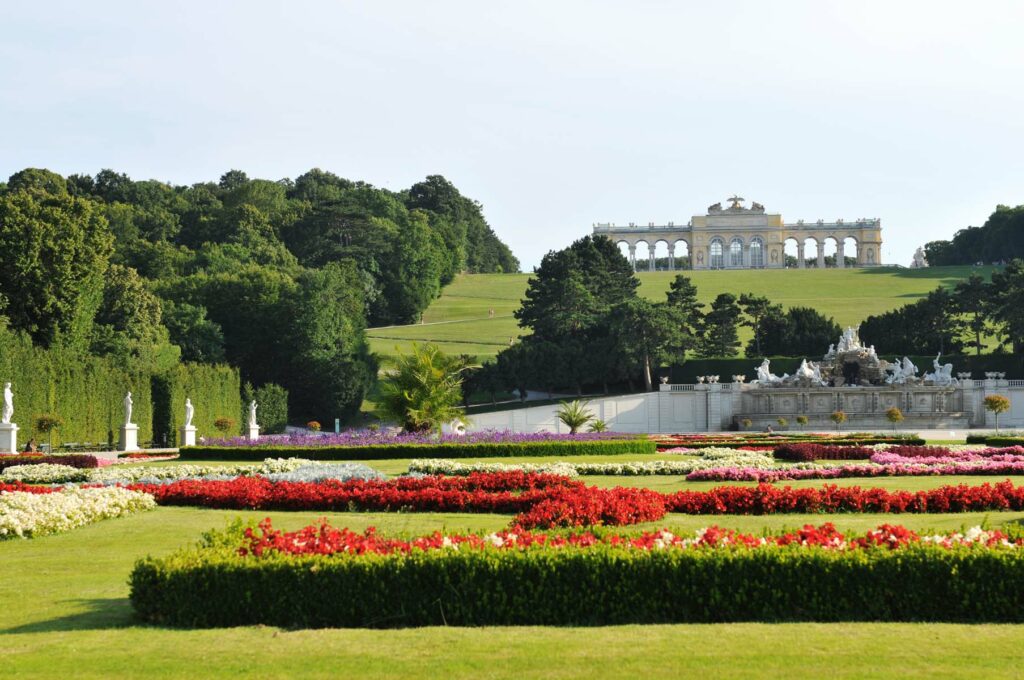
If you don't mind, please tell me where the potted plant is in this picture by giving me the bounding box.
[830,410,847,432]
[213,417,236,436]
[556,400,594,434]
[796,415,809,431]
[776,417,788,430]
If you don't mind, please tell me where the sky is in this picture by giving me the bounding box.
[2,1,1023,269]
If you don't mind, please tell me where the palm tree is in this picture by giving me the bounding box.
[377,343,478,433]
[556,400,594,434]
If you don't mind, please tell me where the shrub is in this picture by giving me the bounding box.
[830,410,847,431]
[776,417,788,429]
[33,413,64,451]
[307,421,321,432]
[179,438,658,461]
[886,407,904,432]
[131,528,1024,627]
[796,415,809,430]
[587,419,608,433]
[213,417,236,435]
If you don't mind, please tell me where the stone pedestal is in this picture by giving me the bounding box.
[247,425,259,441]
[120,424,139,452]
[0,423,18,454]
[178,425,196,447]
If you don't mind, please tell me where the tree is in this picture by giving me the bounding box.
[377,343,476,432]
[556,399,594,434]
[860,287,965,356]
[161,301,226,362]
[699,293,742,357]
[886,406,904,433]
[796,415,809,430]
[953,273,993,356]
[989,260,1024,353]
[0,188,114,350]
[984,395,1011,432]
[830,410,847,431]
[608,298,680,391]
[283,262,377,423]
[90,264,178,370]
[754,306,841,357]
[664,274,704,361]
[739,293,777,357]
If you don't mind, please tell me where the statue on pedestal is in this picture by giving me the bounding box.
[184,398,194,428]
[248,400,258,428]
[124,392,134,426]
[2,383,12,425]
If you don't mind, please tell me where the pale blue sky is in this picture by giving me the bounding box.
[2,1,1023,268]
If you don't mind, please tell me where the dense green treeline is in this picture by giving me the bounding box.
[925,204,1024,266]
[0,167,518,424]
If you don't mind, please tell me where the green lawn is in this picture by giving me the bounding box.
[7,452,1024,678]
[366,266,995,359]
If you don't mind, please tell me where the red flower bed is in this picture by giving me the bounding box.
[773,443,875,461]
[238,518,1019,557]
[132,471,582,516]
[123,470,1024,529]
[665,481,1024,515]
[0,481,60,494]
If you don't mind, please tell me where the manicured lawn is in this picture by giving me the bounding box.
[367,267,995,359]
[4,505,1024,678]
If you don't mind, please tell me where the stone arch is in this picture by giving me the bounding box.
[783,236,801,268]
[652,239,671,271]
[749,236,766,268]
[728,237,745,267]
[842,236,859,267]
[822,236,839,268]
[634,240,651,272]
[709,237,725,269]
[803,236,820,268]
[672,238,690,270]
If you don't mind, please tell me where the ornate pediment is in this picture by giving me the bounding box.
[709,195,765,215]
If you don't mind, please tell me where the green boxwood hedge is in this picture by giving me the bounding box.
[180,438,657,460]
[131,543,1024,627]
[977,437,1024,448]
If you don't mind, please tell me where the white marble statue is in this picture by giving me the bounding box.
[2,383,12,425]
[795,359,815,381]
[756,359,778,385]
[902,356,918,379]
[184,398,194,428]
[124,391,134,426]
[825,343,836,357]
[248,400,258,428]
[911,247,929,268]
[868,345,877,359]
[811,361,825,386]
[441,420,467,436]
[924,353,956,386]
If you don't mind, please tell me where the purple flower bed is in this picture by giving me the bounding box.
[201,429,635,448]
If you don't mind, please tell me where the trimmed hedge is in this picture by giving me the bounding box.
[773,444,874,462]
[0,454,99,471]
[153,364,242,447]
[179,438,658,461]
[980,437,1024,448]
[131,543,1024,627]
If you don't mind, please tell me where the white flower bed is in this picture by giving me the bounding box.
[2,463,90,484]
[88,457,382,485]
[0,487,156,539]
[409,449,812,477]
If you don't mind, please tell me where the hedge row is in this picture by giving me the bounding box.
[979,437,1024,448]
[131,544,1024,627]
[0,454,99,471]
[179,439,658,461]
[0,323,241,447]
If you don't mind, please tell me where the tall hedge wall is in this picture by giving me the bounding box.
[0,325,152,446]
[154,364,242,447]
[0,324,239,448]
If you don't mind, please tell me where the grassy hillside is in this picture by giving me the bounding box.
[367,266,995,360]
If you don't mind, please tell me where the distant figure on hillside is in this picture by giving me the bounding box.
[489,308,495,318]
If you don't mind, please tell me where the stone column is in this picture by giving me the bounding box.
[668,252,675,271]
[628,245,636,271]
[797,243,805,268]
[817,247,826,269]
[836,243,845,268]
[649,251,656,272]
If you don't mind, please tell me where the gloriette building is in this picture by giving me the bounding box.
[592,196,883,270]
